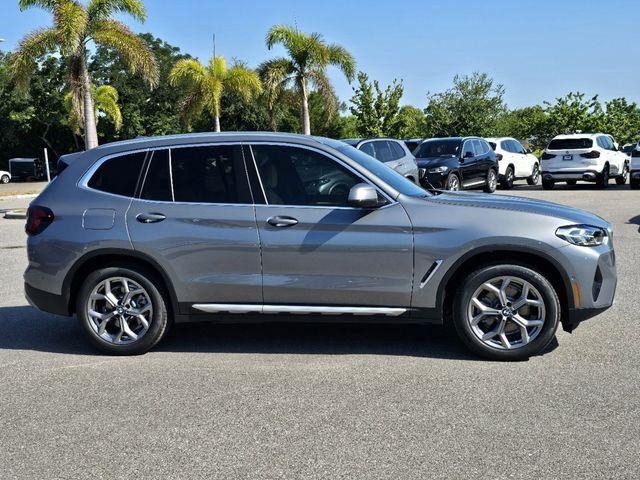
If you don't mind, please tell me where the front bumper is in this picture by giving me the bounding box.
[419,169,447,189]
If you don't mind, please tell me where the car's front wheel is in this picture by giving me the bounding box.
[0,175,9,184]
[452,264,560,360]
[76,266,169,355]
[483,169,497,193]
[446,172,460,191]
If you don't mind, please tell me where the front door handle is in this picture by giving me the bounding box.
[267,216,298,227]
[136,212,166,224]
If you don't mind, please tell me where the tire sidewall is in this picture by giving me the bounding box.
[447,173,460,191]
[484,169,497,193]
[1,175,9,184]
[76,266,168,355]
[452,264,560,360]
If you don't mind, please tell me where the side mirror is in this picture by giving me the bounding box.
[348,183,382,208]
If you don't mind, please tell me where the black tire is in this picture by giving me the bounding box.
[565,180,577,186]
[596,165,609,189]
[452,264,560,361]
[542,178,554,190]
[0,175,9,184]
[615,163,628,185]
[76,266,169,355]
[483,169,497,193]
[526,164,540,186]
[446,172,461,191]
[501,166,514,190]
[631,178,640,190]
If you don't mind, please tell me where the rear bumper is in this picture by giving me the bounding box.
[542,169,602,182]
[25,282,70,316]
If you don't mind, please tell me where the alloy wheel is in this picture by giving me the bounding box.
[86,277,153,345]
[488,170,497,190]
[448,175,460,191]
[531,166,539,183]
[467,276,546,350]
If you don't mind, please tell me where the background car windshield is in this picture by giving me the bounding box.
[318,138,429,197]
[414,140,461,158]
[548,138,593,150]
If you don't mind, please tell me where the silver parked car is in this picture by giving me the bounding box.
[25,133,616,360]
[341,138,420,184]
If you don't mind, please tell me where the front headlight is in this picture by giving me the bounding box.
[556,225,607,246]
[428,166,449,174]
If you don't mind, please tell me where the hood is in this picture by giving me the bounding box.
[426,191,610,227]
[416,156,457,166]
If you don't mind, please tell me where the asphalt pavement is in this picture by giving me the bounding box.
[0,183,638,479]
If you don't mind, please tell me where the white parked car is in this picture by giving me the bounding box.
[540,133,629,189]
[0,170,11,184]
[486,137,540,189]
[630,142,640,189]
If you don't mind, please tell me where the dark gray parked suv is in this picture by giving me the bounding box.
[25,133,616,360]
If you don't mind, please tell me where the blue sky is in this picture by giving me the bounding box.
[2,0,639,109]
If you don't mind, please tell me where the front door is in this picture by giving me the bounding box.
[248,143,414,309]
[126,145,262,312]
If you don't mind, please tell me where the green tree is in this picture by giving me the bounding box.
[598,98,640,145]
[12,0,159,150]
[65,84,121,136]
[424,72,506,137]
[393,105,426,139]
[169,55,262,132]
[260,24,355,135]
[349,71,404,137]
[544,92,602,136]
[494,105,550,151]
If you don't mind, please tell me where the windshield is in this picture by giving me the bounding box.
[317,138,430,197]
[415,139,461,158]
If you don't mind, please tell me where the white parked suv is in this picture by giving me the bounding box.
[541,133,628,189]
[486,137,540,189]
[0,170,11,184]
[630,142,640,189]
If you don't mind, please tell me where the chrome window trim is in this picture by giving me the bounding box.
[247,141,397,208]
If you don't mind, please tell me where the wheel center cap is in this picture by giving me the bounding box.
[116,306,124,314]
[501,307,514,317]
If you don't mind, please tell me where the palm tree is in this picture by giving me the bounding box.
[260,24,355,135]
[169,55,262,132]
[65,84,122,136]
[12,0,158,150]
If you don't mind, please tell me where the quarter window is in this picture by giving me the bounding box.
[389,141,406,160]
[360,142,375,157]
[88,151,146,197]
[374,141,394,162]
[251,144,364,207]
[141,149,172,201]
[171,145,251,204]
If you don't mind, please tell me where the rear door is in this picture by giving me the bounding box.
[459,140,478,185]
[511,139,530,177]
[126,145,262,312]
[248,142,414,309]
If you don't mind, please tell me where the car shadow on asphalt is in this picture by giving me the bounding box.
[0,305,558,361]
[628,215,640,233]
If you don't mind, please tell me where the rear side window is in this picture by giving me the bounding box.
[389,141,406,160]
[360,142,375,157]
[472,139,486,156]
[171,145,251,204]
[88,151,146,197]
[548,138,593,150]
[141,149,172,201]
[374,141,394,162]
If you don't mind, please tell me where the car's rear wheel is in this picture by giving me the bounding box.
[615,163,628,185]
[76,266,169,355]
[501,166,514,189]
[446,172,460,191]
[542,178,554,190]
[1,175,9,184]
[452,264,560,360]
[596,165,609,189]
[526,164,540,185]
[483,169,497,193]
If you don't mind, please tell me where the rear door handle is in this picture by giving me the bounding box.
[267,216,298,227]
[136,212,166,224]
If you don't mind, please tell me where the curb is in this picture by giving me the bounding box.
[4,210,27,220]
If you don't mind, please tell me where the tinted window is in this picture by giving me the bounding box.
[600,136,614,150]
[171,145,250,204]
[548,138,593,150]
[512,139,526,154]
[360,142,375,157]
[389,141,406,160]
[488,142,497,151]
[415,140,462,158]
[252,144,363,207]
[141,149,172,201]
[375,141,394,162]
[472,140,486,156]
[88,151,146,197]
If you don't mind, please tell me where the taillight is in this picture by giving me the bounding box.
[580,151,601,159]
[632,150,640,157]
[541,152,555,160]
[26,205,54,236]
[495,153,503,161]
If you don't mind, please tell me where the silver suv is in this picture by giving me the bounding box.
[341,138,419,184]
[25,133,616,360]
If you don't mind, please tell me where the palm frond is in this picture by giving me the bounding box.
[169,58,206,87]
[53,0,88,55]
[179,89,206,130]
[87,0,146,22]
[209,55,227,79]
[91,19,158,87]
[265,24,300,50]
[18,0,61,12]
[308,68,337,119]
[63,90,83,135]
[258,57,295,92]
[203,74,223,118]
[327,44,355,82]
[11,27,60,91]
[94,84,122,131]
[225,62,262,102]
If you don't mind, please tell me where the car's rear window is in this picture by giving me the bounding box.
[548,138,593,150]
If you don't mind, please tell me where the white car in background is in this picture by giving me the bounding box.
[486,137,539,189]
[540,133,628,189]
[630,142,640,189]
[0,170,11,184]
